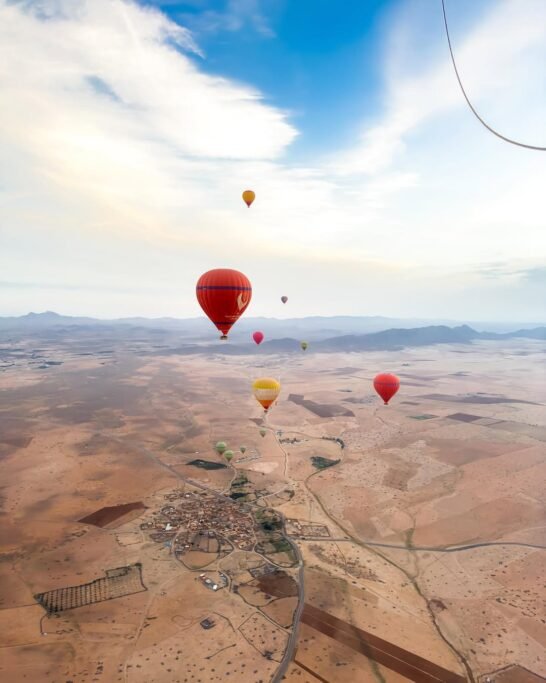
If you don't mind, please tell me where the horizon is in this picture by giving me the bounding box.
[1,0,545,321]
[5,308,546,325]
[0,311,546,336]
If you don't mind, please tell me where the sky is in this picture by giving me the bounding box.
[0,0,545,322]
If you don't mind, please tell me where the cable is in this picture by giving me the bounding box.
[441,0,546,151]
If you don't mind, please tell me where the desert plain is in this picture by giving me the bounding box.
[0,331,545,683]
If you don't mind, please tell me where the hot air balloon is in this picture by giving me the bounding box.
[215,441,227,455]
[224,450,234,463]
[252,377,281,413]
[253,331,264,345]
[373,373,400,405]
[242,190,255,208]
[253,377,281,413]
[300,341,308,351]
[239,445,246,454]
[196,269,252,340]
[260,428,267,438]
[281,296,288,304]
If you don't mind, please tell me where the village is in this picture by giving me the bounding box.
[140,489,259,557]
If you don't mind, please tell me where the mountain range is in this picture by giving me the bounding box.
[170,324,545,355]
[0,312,544,354]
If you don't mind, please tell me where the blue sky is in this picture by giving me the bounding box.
[152,0,389,158]
[0,0,545,321]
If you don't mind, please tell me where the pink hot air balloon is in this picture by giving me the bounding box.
[253,331,264,345]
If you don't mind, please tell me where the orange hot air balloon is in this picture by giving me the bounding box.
[196,269,252,340]
[252,377,281,412]
[253,331,264,345]
[373,373,400,405]
[242,190,255,208]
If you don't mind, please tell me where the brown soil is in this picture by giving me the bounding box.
[78,502,147,528]
[256,570,299,598]
[301,603,465,683]
[261,596,298,628]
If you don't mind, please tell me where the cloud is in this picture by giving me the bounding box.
[0,0,544,320]
[173,0,276,38]
[331,0,546,176]
[519,267,546,286]
[1,0,294,162]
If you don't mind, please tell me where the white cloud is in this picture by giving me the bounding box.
[332,0,546,175]
[168,0,276,38]
[0,0,545,320]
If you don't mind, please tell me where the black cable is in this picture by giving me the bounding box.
[441,0,546,151]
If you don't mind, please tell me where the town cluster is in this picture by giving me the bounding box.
[140,489,257,554]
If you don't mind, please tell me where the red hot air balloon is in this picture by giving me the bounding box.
[373,373,400,405]
[253,331,264,345]
[196,269,252,340]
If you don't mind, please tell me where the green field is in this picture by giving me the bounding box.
[311,456,340,470]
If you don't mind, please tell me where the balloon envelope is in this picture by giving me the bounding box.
[215,441,227,454]
[239,445,246,454]
[281,296,288,304]
[196,269,252,339]
[373,373,400,405]
[242,190,255,207]
[224,450,234,462]
[253,377,281,412]
[260,428,267,437]
[300,341,308,351]
[253,331,264,345]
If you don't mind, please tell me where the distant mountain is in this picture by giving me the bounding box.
[1,311,544,341]
[1,311,543,353]
[313,325,479,352]
[160,325,546,356]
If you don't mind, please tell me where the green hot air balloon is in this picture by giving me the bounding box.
[224,450,234,463]
[240,445,246,454]
[260,428,267,438]
[215,441,227,455]
[300,340,308,351]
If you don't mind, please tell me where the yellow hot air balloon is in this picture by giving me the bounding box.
[300,341,308,351]
[252,377,280,412]
[242,190,255,208]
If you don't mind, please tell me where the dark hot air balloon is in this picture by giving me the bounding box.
[373,373,400,405]
[253,331,264,345]
[300,341,308,351]
[281,296,288,304]
[196,269,251,340]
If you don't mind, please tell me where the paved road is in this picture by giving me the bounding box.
[270,516,305,683]
[123,436,545,683]
[296,536,546,553]
[125,438,306,682]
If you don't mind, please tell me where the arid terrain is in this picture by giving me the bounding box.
[1,332,545,683]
